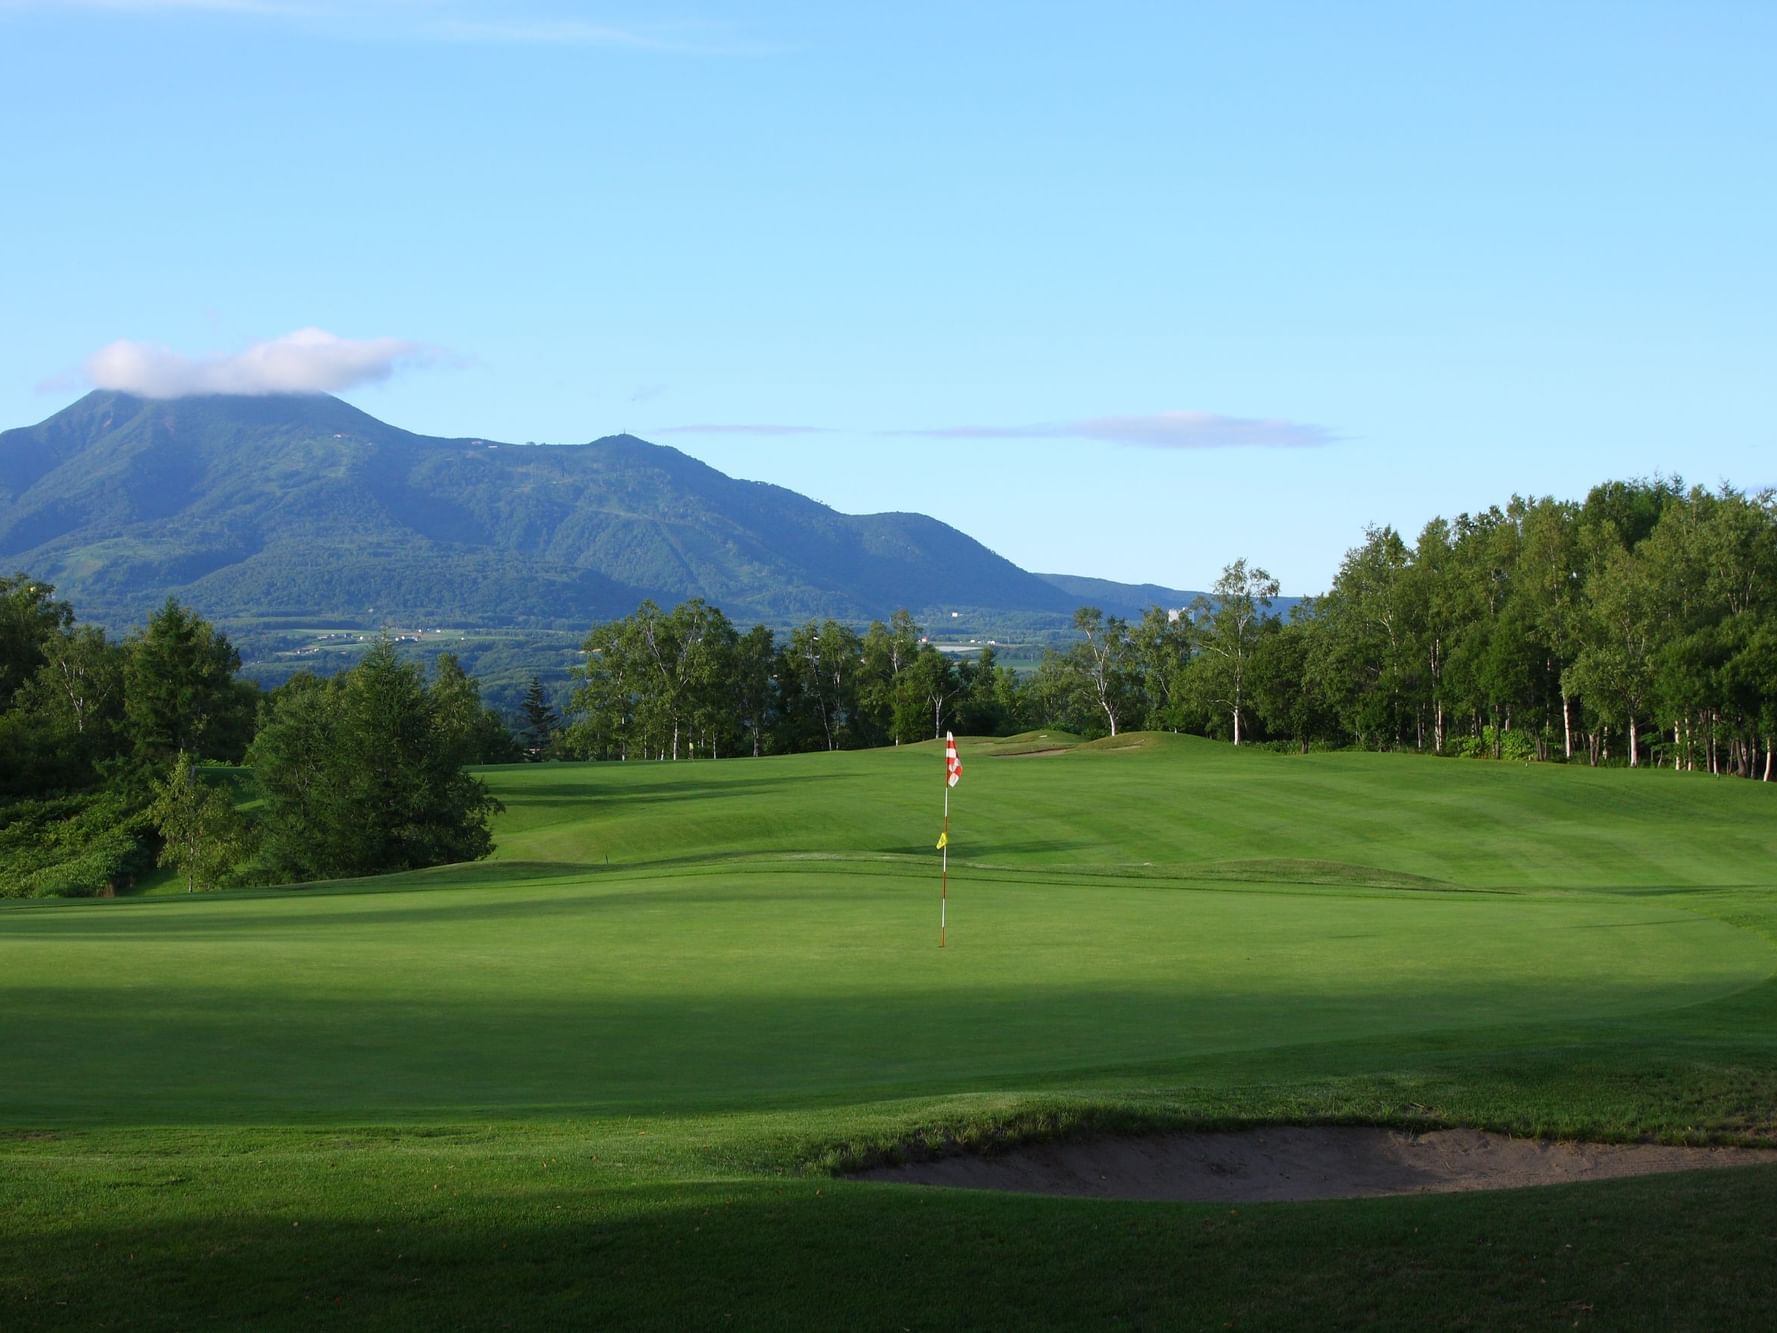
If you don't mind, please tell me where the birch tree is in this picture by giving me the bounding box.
[1191,559,1280,745]
[1069,606,1136,738]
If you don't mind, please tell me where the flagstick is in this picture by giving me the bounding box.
[939,781,950,949]
[939,732,961,950]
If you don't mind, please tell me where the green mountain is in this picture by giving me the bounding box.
[1036,573,1204,620]
[0,392,1086,629]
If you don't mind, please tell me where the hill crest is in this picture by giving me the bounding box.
[0,392,1094,628]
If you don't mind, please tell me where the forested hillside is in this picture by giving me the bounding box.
[0,391,1079,628]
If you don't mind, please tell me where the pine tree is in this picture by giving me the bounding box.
[124,598,250,769]
[248,643,501,882]
[521,677,558,759]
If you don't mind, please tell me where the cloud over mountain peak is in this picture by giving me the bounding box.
[84,328,435,398]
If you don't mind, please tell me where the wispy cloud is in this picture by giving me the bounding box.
[653,423,836,437]
[647,411,1334,446]
[1,1,752,50]
[84,327,441,397]
[898,411,1336,449]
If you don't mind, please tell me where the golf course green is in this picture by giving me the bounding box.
[5,735,1776,1328]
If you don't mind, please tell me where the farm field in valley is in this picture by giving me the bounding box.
[4,736,1776,1328]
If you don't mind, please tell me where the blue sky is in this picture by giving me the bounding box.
[2,1,1772,594]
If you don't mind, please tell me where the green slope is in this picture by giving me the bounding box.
[3,739,1776,1328]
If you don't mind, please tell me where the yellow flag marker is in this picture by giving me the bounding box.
[935,830,949,850]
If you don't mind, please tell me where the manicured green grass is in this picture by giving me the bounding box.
[4,736,1776,1328]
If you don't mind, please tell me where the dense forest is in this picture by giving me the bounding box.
[4,476,1771,899]
[0,587,515,898]
[1262,478,1776,772]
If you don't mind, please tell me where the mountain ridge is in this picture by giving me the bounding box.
[0,392,1204,631]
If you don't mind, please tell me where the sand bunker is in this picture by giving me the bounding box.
[855,1127,1777,1203]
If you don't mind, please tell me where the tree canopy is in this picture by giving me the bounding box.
[249,642,503,883]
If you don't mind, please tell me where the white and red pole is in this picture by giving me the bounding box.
[939,780,950,949]
[940,732,961,948]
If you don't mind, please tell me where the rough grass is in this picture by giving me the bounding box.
[4,735,1776,1328]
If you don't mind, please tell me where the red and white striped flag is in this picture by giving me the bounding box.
[945,732,963,787]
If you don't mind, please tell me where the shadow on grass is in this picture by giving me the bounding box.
[8,1169,1777,1330]
[0,881,845,935]
[6,975,1774,1129]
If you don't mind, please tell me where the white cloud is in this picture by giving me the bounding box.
[1069,412,1335,449]
[85,327,436,397]
[901,411,1336,449]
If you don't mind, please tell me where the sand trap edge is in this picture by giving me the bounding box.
[851,1126,1777,1203]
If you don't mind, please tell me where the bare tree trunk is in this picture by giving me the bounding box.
[1628,712,1638,768]
[1561,693,1572,760]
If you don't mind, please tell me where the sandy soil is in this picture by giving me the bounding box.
[853,1127,1777,1203]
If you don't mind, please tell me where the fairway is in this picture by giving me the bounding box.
[6,736,1777,1328]
[1,863,1769,1124]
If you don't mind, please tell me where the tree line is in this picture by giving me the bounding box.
[0,583,521,897]
[560,603,1022,761]
[555,478,1777,778]
[551,566,1285,761]
[1026,478,1777,774]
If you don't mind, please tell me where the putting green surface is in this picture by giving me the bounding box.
[2,865,1769,1124]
